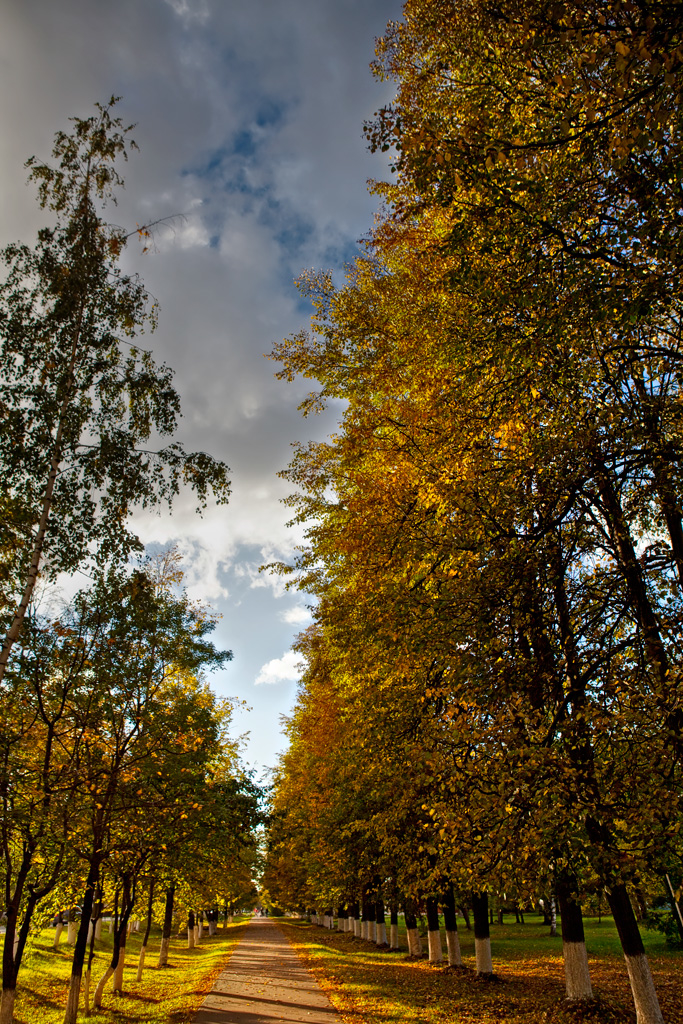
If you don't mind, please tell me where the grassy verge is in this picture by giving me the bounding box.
[279,916,683,1024]
[13,917,248,1024]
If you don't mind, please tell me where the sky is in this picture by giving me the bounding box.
[0,0,402,776]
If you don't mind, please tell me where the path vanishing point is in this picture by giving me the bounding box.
[193,919,340,1024]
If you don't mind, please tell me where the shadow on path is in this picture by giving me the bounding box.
[192,919,339,1024]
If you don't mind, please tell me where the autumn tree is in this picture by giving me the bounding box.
[0,98,230,686]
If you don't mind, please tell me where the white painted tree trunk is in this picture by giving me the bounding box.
[114,943,126,993]
[347,916,355,934]
[87,919,94,944]
[54,922,64,948]
[157,936,170,967]
[94,966,114,1007]
[194,924,200,944]
[95,918,103,940]
[67,920,78,945]
[390,923,399,949]
[407,927,420,955]
[137,945,146,982]
[228,914,234,923]
[475,936,493,976]
[376,922,387,945]
[188,927,195,948]
[428,929,443,963]
[108,917,114,934]
[0,989,15,1024]
[209,921,216,935]
[198,918,203,939]
[563,941,593,1001]
[83,968,91,1016]
[369,921,376,942]
[354,918,361,938]
[624,954,665,1024]
[446,930,461,966]
[64,976,80,1022]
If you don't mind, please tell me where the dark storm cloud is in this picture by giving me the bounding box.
[0,0,402,767]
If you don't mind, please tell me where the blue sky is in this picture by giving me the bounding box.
[0,0,402,775]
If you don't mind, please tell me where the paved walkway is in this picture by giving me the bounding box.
[193,919,340,1024]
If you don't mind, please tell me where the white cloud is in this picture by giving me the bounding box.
[255,650,302,685]
[0,0,399,771]
[280,604,312,625]
[162,0,210,23]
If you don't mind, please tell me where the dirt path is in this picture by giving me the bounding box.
[192,918,340,1023]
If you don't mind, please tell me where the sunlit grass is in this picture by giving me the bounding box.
[14,917,247,1023]
[280,915,683,1024]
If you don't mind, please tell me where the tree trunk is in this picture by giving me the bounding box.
[63,857,100,1024]
[188,910,195,949]
[607,884,664,1024]
[390,903,399,950]
[0,989,15,1024]
[361,897,369,941]
[136,878,155,983]
[557,871,593,1002]
[109,879,135,999]
[93,967,114,1009]
[459,905,471,930]
[443,886,461,966]
[83,969,91,1018]
[367,901,376,942]
[375,899,387,945]
[1,855,32,1020]
[54,917,65,949]
[83,886,102,1018]
[472,893,494,977]
[157,886,174,968]
[549,895,557,937]
[0,381,75,687]
[426,897,443,963]
[664,874,683,943]
[405,901,421,956]
[113,934,126,995]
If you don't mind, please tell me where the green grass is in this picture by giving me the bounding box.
[280,915,683,1024]
[375,912,677,961]
[13,917,248,1023]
